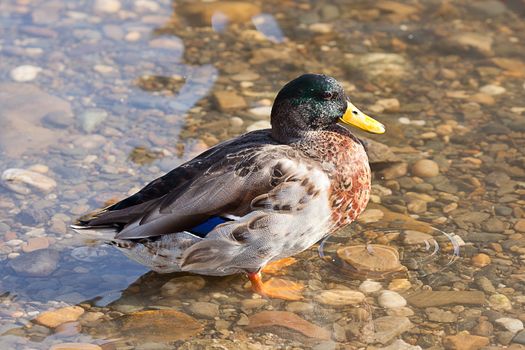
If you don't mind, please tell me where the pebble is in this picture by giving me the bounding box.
[388,279,411,292]
[370,316,413,344]
[489,294,512,311]
[378,290,407,308]
[229,117,244,128]
[2,168,57,193]
[248,106,272,118]
[94,0,121,13]
[247,311,330,340]
[425,307,457,323]
[376,98,400,112]
[480,84,506,95]
[213,91,247,111]
[359,280,383,294]
[50,344,102,350]
[471,253,491,267]
[160,276,206,297]
[241,298,268,309]
[187,302,219,319]
[380,339,422,350]
[407,199,427,213]
[443,332,489,350]
[407,291,485,308]
[35,306,85,328]
[22,237,49,253]
[246,120,271,132]
[411,159,440,178]
[10,65,42,82]
[79,108,108,133]
[402,230,433,245]
[515,219,525,233]
[314,289,365,306]
[285,301,314,313]
[357,208,385,223]
[495,318,524,333]
[8,249,59,277]
[309,23,333,34]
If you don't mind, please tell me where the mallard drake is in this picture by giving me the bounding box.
[72,74,385,300]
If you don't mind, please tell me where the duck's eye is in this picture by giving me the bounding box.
[321,91,333,100]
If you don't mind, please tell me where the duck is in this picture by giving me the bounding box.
[72,74,385,300]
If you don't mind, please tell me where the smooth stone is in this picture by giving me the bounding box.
[314,290,365,306]
[514,219,525,233]
[213,91,247,111]
[246,120,271,132]
[359,280,383,294]
[425,307,457,323]
[2,168,57,193]
[471,253,491,268]
[412,159,440,178]
[480,84,506,95]
[10,65,42,82]
[0,83,73,157]
[349,53,410,81]
[402,230,433,245]
[357,208,385,224]
[248,106,272,118]
[380,162,408,180]
[452,32,493,54]
[388,279,411,292]
[160,276,206,296]
[380,339,422,350]
[489,294,512,311]
[94,0,121,13]
[369,316,413,344]
[35,306,85,328]
[475,276,496,293]
[8,249,59,277]
[241,298,268,309]
[50,343,102,350]
[495,318,524,333]
[181,2,261,25]
[285,301,314,313]
[92,310,203,342]
[187,302,219,319]
[378,290,407,308]
[79,109,108,133]
[482,218,506,232]
[22,237,49,253]
[514,330,525,345]
[247,311,330,340]
[407,291,485,308]
[443,332,489,350]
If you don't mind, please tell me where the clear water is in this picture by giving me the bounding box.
[1,0,525,349]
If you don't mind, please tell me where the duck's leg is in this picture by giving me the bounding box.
[247,271,304,301]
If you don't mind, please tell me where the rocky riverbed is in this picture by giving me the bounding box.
[1,0,525,349]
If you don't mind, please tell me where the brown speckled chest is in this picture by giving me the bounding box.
[297,127,371,230]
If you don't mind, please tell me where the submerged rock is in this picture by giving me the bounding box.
[34,306,85,328]
[407,291,485,308]
[336,244,407,279]
[247,311,330,340]
[1,168,56,194]
[314,290,365,306]
[90,310,203,342]
[8,249,59,277]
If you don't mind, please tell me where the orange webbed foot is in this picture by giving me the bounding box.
[248,272,304,301]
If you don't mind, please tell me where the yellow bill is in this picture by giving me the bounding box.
[340,101,385,134]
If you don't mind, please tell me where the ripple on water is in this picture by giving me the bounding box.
[318,222,461,284]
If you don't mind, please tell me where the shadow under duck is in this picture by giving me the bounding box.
[72,74,385,300]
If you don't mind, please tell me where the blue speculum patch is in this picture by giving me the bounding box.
[188,216,232,237]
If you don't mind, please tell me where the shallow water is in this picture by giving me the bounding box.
[1,0,525,349]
